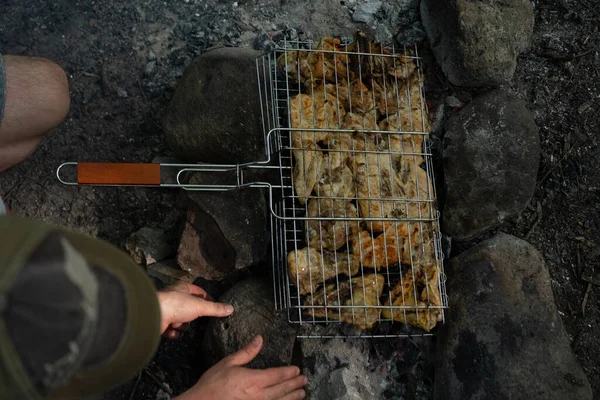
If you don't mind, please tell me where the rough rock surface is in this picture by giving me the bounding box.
[435,233,592,400]
[176,173,269,280]
[202,279,297,369]
[352,1,382,24]
[443,90,540,241]
[421,0,534,86]
[125,227,172,266]
[146,259,195,287]
[164,47,265,163]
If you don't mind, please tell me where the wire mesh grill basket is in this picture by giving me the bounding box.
[262,37,447,338]
[57,36,448,338]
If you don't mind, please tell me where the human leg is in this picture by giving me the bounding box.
[0,55,70,172]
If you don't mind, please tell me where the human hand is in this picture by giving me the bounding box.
[157,281,234,339]
[175,335,307,400]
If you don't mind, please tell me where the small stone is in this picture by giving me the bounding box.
[148,49,157,60]
[396,21,427,45]
[144,60,157,75]
[116,87,128,98]
[445,95,463,108]
[254,31,277,52]
[125,227,172,266]
[435,233,593,400]
[352,1,382,24]
[577,101,592,114]
[147,259,195,287]
[202,279,297,369]
[180,22,193,35]
[156,389,170,400]
[374,24,392,44]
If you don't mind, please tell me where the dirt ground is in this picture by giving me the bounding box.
[0,0,598,398]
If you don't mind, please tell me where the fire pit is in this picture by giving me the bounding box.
[57,33,447,339]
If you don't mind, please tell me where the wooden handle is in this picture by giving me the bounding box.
[77,163,161,185]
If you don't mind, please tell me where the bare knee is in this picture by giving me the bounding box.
[0,56,70,170]
[3,56,71,131]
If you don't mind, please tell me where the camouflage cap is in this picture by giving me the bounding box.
[0,216,161,399]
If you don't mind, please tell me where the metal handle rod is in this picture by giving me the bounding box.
[56,161,285,189]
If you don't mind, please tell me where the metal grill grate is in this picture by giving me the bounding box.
[258,37,448,338]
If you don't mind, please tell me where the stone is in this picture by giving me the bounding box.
[395,21,427,46]
[352,1,382,24]
[435,233,593,400]
[146,259,195,287]
[125,227,172,266]
[202,279,297,369]
[421,0,534,87]
[144,60,156,75]
[374,24,392,44]
[443,90,539,241]
[164,47,265,164]
[176,173,269,280]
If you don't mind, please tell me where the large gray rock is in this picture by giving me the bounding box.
[421,0,534,87]
[443,90,539,241]
[176,173,269,280]
[202,279,297,369]
[435,233,592,400]
[164,47,266,163]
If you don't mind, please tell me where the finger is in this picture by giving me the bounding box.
[257,366,301,388]
[173,323,190,332]
[264,374,306,400]
[164,329,180,340]
[278,388,306,400]
[192,297,234,318]
[225,335,263,366]
[165,281,191,293]
[186,284,214,300]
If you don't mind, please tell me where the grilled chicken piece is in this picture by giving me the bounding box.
[278,38,350,85]
[305,273,385,329]
[328,112,379,152]
[401,222,437,269]
[381,265,442,332]
[351,222,410,268]
[289,93,345,147]
[292,141,323,205]
[354,154,434,232]
[315,162,355,199]
[354,152,399,232]
[306,199,359,251]
[376,75,429,131]
[288,247,361,295]
[310,80,375,117]
[371,57,419,117]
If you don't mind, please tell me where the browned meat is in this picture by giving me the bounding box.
[305,199,359,251]
[304,273,385,329]
[287,247,361,295]
[381,264,442,332]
